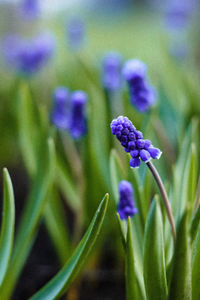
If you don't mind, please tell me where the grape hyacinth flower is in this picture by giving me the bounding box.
[118,180,138,220]
[20,0,39,19]
[165,0,196,30]
[67,17,85,51]
[2,33,54,76]
[111,115,176,241]
[122,59,156,112]
[102,52,122,91]
[110,116,162,168]
[68,91,88,139]
[51,87,70,130]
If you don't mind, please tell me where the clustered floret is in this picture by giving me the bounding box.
[118,180,138,220]
[51,88,88,140]
[102,52,122,91]
[122,59,156,112]
[51,87,69,130]
[68,91,88,139]
[111,116,162,168]
[2,33,54,75]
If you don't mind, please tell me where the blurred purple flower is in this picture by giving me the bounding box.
[51,87,70,130]
[20,0,40,19]
[165,0,196,30]
[68,91,88,139]
[2,33,55,76]
[118,180,138,220]
[110,116,162,168]
[122,59,156,112]
[67,17,85,51]
[102,52,122,91]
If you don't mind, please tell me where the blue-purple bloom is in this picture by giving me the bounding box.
[51,87,70,130]
[110,116,162,168]
[118,180,138,220]
[67,17,85,51]
[165,0,196,30]
[68,91,88,139]
[20,0,39,19]
[122,59,156,112]
[2,33,54,76]
[102,52,122,91]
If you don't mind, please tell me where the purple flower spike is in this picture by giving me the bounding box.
[51,87,70,130]
[110,116,162,168]
[20,0,39,19]
[2,33,54,76]
[118,180,138,220]
[102,52,122,91]
[68,91,88,139]
[67,17,85,51]
[122,59,156,112]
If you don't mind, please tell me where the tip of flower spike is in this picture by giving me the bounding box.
[71,91,88,105]
[122,59,147,81]
[53,87,69,104]
[118,180,138,220]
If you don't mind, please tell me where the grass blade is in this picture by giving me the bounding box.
[29,194,109,300]
[0,138,55,300]
[0,169,15,286]
[143,198,168,300]
[168,211,191,300]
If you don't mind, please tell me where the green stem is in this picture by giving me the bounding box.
[147,161,176,243]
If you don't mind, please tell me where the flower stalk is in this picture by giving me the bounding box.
[147,161,176,242]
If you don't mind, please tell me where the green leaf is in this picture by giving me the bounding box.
[190,202,200,242]
[143,198,168,300]
[0,169,15,286]
[0,138,55,300]
[88,85,110,189]
[109,149,126,203]
[29,194,109,300]
[125,217,138,300]
[192,222,200,300]
[116,213,126,250]
[172,120,198,220]
[177,144,198,220]
[56,157,80,211]
[17,83,43,176]
[168,211,191,300]
[44,189,72,265]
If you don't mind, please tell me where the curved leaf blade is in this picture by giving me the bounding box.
[0,169,15,286]
[168,211,191,300]
[125,217,138,300]
[143,198,168,300]
[192,221,200,300]
[0,138,55,300]
[29,194,109,300]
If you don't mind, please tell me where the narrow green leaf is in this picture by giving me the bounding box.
[0,169,15,286]
[177,144,198,220]
[125,217,138,300]
[44,190,72,265]
[29,194,109,300]
[192,222,200,300]
[172,120,198,220]
[56,157,80,211]
[143,198,168,300]
[116,213,126,250]
[168,211,191,300]
[190,203,200,242]
[17,83,42,176]
[109,149,126,203]
[88,85,110,189]
[0,138,55,300]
